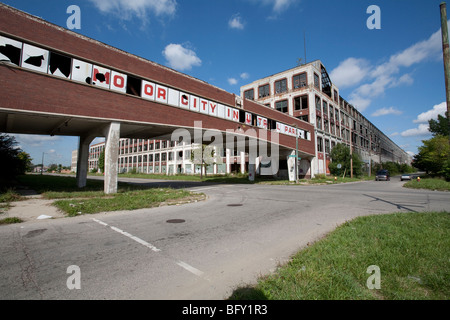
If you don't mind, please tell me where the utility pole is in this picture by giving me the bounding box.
[440,2,450,145]
[295,124,299,183]
[41,152,45,175]
[350,125,353,179]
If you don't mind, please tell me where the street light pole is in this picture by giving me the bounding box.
[41,152,45,175]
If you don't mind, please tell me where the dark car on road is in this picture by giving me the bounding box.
[375,169,390,181]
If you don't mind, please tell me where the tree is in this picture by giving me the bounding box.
[17,151,33,173]
[328,143,363,177]
[428,114,449,137]
[98,149,105,173]
[191,144,219,178]
[0,134,30,180]
[413,135,450,178]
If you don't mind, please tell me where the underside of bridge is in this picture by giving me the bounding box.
[0,109,309,193]
[0,4,315,193]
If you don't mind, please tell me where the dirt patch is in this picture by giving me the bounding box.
[1,196,65,223]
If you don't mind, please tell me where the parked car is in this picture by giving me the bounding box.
[401,173,412,181]
[375,169,390,181]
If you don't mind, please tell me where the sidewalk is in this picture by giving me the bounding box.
[3,191,65,223]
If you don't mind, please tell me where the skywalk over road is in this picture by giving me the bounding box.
[0,179,449,300]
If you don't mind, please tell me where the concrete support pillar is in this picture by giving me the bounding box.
[240,151,246,174]
[248,162,255,181]
[226,148,231,174]
[103,122,121,194]
[76,135,95,188]
[287,150,296,182]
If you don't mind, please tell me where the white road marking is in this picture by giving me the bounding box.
[92,218,206,277]
[92,218,161,252]
[189,186,218,192]
[176,261,205,277]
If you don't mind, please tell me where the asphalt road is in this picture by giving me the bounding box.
[0,177,449,300]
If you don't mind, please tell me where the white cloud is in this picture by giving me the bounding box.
[13,134,60,148]
[330,21,448,111]
[371,107,403,117]
[162,44,202,71]
[240,72,250,80]
[229,14,245,30]
[271,0,297,13]
[89,0,177,19]
[348,94,371,111]
[329,58,371,89]
[248,0,298,15]
[228,78,238,85]
[413,101,447,123]
[400,101,446,138]
[401,124,431,137]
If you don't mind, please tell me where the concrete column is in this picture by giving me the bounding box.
[248,159,256,181]
[240,151,246,174]
[226,148,231,174]
[103,122,121,194]
[287,150,296,182]
[76,135,95,188]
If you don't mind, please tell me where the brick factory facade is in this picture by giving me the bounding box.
[240,61,412,176]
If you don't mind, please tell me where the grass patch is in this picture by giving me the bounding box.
[0,189,23,203]
[54,188,201,217]
[0,217,23,225]
[404,178,450,192]
[0,189,23,215]
[14,175,205,217]
[229,211,450,300]
[16,174,148,199]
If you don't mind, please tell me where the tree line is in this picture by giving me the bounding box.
[412,114,449,181]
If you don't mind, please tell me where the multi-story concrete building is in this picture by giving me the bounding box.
[240,60,411,176]
[86,139,247,176]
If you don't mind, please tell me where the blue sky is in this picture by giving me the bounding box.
[3,0,449,166]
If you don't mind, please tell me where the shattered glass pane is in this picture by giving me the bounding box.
[0,36,22,66]
[48,51,72,78]
[21,43,49,73]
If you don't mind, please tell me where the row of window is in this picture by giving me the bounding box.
[317,137,336,154]
[244,71,340,105]
[244,72,310,100]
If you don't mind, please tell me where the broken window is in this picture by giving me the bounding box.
[317,137,323,152]
[314,73,320,90]
[259,84,270,98]
[294,95,308,110]
[275,100,288,113]
[126,75,142,96]
[21,43,49,73]
[72,59,93,84]
[325,139,330,154]
[275,78,287,94]
[293,73,307,89]
[244,89,254,100]
[48,51,72,78]
[315,96,321,111]
[322,101,328,115]
[316,116,322,130]
[0,36,22,66]
[321,64,332,98]
[297,115,309,122]
[92,65,111,89]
